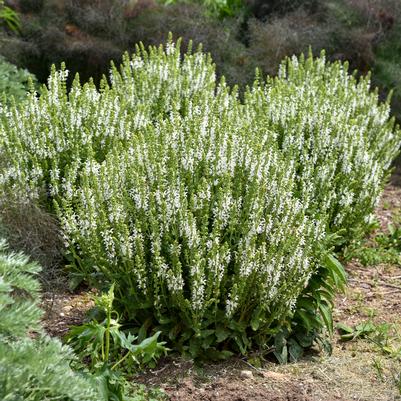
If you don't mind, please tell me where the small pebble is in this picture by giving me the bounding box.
[240,370,253,379]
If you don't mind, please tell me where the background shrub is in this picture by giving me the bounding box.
[0,200,64,290]
[245,0,318,19]
[0,1,249,86]
[246,9,333,76]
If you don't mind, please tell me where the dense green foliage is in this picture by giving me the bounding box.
[0,240,99,401]
[0,56,37,103]
[1,39,399,357]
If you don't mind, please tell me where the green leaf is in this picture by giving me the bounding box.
[323,254,347,290]
[288,339,303,362]
[250,307,262,331]
[273,331,288,364]
[336,323,354,333]
[200,329,215,338]
[296,297,317,312]
[202,349,233,361]
[68,274,84,291]
[318,303,333,336]
[336,322,354,334]
[296,309,319,332]
[215,326,230,343]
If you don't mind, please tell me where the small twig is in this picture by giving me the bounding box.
[382,275,401,280]
[317,368,333,382]
[348,278,401,290]
[381,290,401,296]
[348,278,372,286]
[151,365,168,375]
[378,282,401,290]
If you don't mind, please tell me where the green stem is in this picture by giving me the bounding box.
[104,304,111,362]
[111,350,131,371]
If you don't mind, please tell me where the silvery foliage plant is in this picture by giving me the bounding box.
[0,39,399,355]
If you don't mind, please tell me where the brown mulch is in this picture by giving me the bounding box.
[134,358,346,401]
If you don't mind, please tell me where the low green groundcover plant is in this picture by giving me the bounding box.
[0,0,19,32]
[0,38,400,358]
[0,240,98,401]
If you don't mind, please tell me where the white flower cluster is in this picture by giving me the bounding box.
[245,51,401,237]
[0,42,399,336]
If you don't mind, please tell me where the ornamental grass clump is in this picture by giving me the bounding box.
[245,52,401,240]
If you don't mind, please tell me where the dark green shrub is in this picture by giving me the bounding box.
[374,23,401,121]
[19,0,45,13]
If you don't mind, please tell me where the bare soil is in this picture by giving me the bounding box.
[41,176,401,401]
[42,287,95,337]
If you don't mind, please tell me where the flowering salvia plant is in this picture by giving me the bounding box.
[0,37,215,202]
[245,51,401,239]
[56,83,322,355]
[0,38,399,357]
